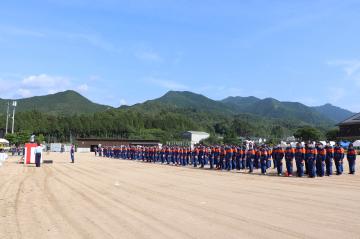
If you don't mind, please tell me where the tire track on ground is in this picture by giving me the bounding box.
[52,165,196,239]
[13,167,33,239]
[60,164,310,239]
[43,166,117,239]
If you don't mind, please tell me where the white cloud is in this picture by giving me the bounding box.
[0,78,17,93]
[327,59,360,92]
[89,75,101,82]
[135,50,162,62]
[328,87,345,102]
[0,74,78,99]
[0,26,45,37]
[62,32,120,53]
[0,25,121,53]
[325,60,360,111]
[119,99,127,106]
[77,84,89,92]
[327,60,360,76]
[146,77,188,90]
[47,89,58,94]
[22,74,69,89]
[16,89,32,98]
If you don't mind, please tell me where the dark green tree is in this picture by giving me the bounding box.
[325,128,339,141]
[294,126,322,141]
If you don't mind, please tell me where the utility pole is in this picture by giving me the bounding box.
[11,101,17,134]
[5,102,9,134]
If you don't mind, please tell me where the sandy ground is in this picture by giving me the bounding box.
[0,153,359,239]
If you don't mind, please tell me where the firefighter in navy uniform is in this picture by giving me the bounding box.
[316,143,326,177]
[294,143,305,177]
[193,147,199,167]
[325,143,334,176]
[241,144,247,170]
[199,146,205,168]
[272,146,277,169]
[304,143,310,175]
[232,146,238,170]
[225,146,233,171]
[305,144,317,178]
[266,146,272,169]
[347,143,357,174]
[235,146,242,170]
[246,145,255,173]
[334,143,345,175]
[274,145,285,176]
[219,147,226,170]
[284,144,295,176]
[259,146,268,175]
[254,146,260,170]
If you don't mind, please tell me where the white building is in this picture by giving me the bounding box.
[183,131,210,148]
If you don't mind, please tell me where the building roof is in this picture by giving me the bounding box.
[338,112,360,126]
[185,131,210,135]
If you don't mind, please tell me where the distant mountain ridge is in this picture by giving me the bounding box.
[312,103,355,123]
[0,90,355,125]
[0,90,111,115]
[121,91,354,126]
[222,95,354,123]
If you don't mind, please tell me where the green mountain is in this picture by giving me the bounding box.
[1,90,352,125]
[0,90,111,115]
[128,91,335,126]
[240,98,334,126]
[120,91,235,115]
[312,103,355,123]
[221,96,260,111]
[1,90,351,143]
[220,95,351,126]
[1,90,349,127]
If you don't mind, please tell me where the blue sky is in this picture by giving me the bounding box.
[0,0,360,111]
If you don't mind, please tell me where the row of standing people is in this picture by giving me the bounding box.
[95,142,357,177]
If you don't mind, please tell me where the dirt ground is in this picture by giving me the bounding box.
[0,153,359,239]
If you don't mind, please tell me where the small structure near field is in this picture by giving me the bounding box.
[182,131,210,148]
[337,112,360,140]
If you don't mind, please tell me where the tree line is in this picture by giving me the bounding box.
[0,109,339,145]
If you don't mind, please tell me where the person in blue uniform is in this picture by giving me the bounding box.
[316,143,326,177]
[246,146,255,173]
[225,146,233,171]
[259,146,268,175]
[70,144,75,163]
[334,143,345,175]
[347,143,357,174]
[325,143,334,176]
[285,144,295,176]
[305,144,317,178]
[294,143,305,177]
[274,145,285,176]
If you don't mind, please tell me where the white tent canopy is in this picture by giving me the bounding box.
[0,138,9,144]
[353,140,360,147]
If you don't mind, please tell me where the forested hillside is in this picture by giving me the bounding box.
[0,90,352,143]
[0,90,111,115]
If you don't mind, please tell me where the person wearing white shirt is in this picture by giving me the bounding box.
[34,143,42,167]
[0,149,8,167]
